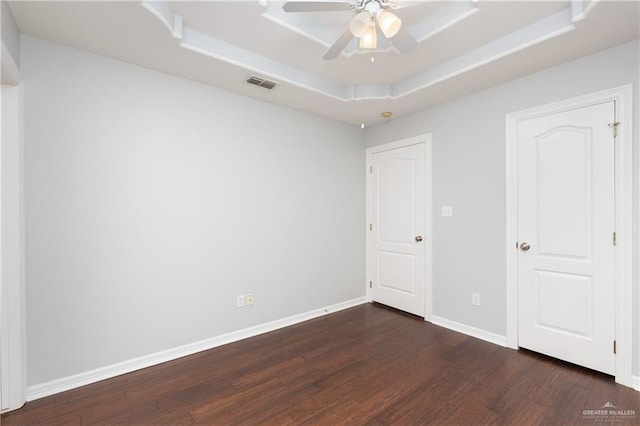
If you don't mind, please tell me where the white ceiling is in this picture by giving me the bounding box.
[7,0,640,126]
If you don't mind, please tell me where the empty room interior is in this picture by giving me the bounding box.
[1,0,640,424]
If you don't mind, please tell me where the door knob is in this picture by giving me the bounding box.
[519,242,530,251]
[415,236,423,242]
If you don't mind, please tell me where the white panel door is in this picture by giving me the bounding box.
[370,143,425,316]
[517,102,615,374]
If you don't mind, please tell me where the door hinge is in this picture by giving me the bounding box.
[369,166,373,174]
[370,223,373,231]
[613,231,617,246]
[613,340,617,354]
[369,281,372,288]
[608,122,620,138]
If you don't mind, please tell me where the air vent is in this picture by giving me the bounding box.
[245,75,277,90]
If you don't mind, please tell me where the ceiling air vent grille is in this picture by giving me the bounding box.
[245,75,277,90]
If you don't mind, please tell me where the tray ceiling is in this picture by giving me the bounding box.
[7,0,640,126]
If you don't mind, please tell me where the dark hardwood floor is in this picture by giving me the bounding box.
[3,303,639,425]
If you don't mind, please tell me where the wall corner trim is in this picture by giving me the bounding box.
[1,41,22,85]
[25,297,368,402]
[431,315,508,348]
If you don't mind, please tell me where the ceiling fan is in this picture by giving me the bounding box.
[282,0,418,60]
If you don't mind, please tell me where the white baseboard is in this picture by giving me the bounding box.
[26,297,368,401]
[430,315,508,347]
[431,318,640,392]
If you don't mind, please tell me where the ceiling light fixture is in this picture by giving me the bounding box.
[359,23,377,49]
[349,11,370,37]
[282,0,417,60]
[377,10,401,38]
[349,0,402,49]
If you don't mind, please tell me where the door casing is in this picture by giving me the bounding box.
[1,83,27,412]
[505,85,633,387]
[366,134,432,321]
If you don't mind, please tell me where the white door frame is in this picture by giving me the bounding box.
[505,85,633,387]
[1,82,27,411]
[366,134,432,321]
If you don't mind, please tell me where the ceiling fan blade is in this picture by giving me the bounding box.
[323,28,353,60]
[283,1,352,13]
[391,27,417,53]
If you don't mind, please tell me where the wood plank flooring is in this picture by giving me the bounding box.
[3,303,639,425]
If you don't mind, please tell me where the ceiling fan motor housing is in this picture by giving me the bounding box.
[363,1,382,14]
[353,0,396,13]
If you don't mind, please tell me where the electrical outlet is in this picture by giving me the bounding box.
[472,293,480,306]
[246,293,254,306]
[441,206,453,217]
[237,295,245,308]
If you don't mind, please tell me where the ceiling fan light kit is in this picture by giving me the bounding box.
[282,0,413,59]
[349,1,401,48]
[377,10,401,38]
[349,10,370,37]
[359,24,377,49]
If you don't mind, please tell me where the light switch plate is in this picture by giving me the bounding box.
[441,206,453,217]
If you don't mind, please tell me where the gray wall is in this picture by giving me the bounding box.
[20,30,640,388]
[1,1,20,67]
[366,39,640,375]
[22,36,365,386]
